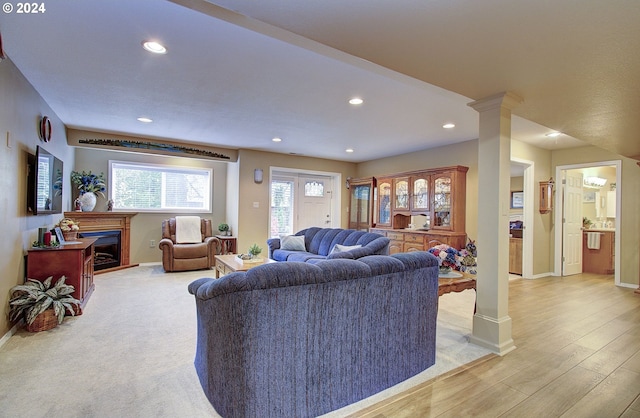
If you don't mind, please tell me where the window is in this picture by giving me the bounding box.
[109,161,212,212]
[304,180,324,197]
[270,179,294,237]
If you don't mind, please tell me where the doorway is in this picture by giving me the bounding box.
[510,158,534,279]
[554,161,621,285]
[269,168,341,237]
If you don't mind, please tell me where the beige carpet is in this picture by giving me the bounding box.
[0,264,490,417]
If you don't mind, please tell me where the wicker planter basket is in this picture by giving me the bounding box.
[62,231,78,241]
[26,309,58,332]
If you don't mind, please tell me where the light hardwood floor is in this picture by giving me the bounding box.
[349,273,640,417]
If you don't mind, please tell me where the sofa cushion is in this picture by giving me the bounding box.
[285,251,327,263]
[173,242,208,259]
[280,235,306,251]
[330,243,361,254]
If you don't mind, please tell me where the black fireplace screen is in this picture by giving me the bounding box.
[78,230,121,271]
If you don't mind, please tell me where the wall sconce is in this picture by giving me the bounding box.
[254,168,263,184]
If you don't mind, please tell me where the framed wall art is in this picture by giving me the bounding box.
[511,191,524,209]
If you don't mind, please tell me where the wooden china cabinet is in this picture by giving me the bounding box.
[347,177,375,231]
[368,165,468,253]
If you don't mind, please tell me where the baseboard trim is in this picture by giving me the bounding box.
[0,322,21,348]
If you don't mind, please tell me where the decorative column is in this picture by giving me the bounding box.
[468,92,522,355]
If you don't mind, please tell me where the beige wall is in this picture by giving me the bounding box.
[73,147,229,264]
[552,146,640,286]
[0,58,75,337]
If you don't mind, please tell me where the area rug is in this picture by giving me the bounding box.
[0,265,490,417]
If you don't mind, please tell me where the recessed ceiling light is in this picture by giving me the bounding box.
[346,148,354,153]
[272,137,282,142]
[349,98,363,105]
[546,132,562,138]
[137,117,153,123]
[142,41,167,54]
[443,123,455,129]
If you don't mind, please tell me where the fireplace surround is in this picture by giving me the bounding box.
[63,212,137,274]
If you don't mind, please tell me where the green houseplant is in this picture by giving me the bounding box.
[218,223,230,236]
[9,276,81,332]
[248,244,263,258]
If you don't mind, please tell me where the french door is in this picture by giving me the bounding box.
[270,173,334,237]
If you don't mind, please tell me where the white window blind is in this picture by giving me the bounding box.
[270,179,294,237]
[110,161,212,212]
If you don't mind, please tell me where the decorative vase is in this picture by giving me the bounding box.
[79,192,97,212]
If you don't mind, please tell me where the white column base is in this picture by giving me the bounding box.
[470,313,516,356]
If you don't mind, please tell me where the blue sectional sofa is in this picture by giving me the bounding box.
[188,251,439,418]
[267,227,390,262]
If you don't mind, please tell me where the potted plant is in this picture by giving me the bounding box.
[9,276,81,332]
[248,244,263,259]
[70,170,106,212]
[218,223,230,236]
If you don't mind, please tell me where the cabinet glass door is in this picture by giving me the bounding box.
[349,183,372,231]
[412,177,429,212]
[433,176,452,228]
[394,178,409,211]
[378,180,392,226]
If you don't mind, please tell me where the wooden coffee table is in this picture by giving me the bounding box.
[214,254,276,278]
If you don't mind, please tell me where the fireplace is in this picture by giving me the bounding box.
[63,212,137,274]
[79,230,121,271]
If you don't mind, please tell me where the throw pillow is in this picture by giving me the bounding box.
[330,243,361,254]
[281,235,306,251]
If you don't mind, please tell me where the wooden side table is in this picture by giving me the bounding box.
[215,236,237,254]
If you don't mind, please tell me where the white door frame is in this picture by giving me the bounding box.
[554,160,622,285]
[269,166,342,233]
[511,157,534,279]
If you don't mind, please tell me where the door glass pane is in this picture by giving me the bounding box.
[304,180,324,197]
[378,182,391,225]
[395,179,409,209]
[434,176,451,227]
[413,178,428,210]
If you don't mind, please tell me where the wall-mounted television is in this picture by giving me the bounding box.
[27,146,63,215]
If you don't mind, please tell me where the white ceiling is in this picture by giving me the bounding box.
[1,0,634,163]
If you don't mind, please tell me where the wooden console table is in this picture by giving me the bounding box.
[27,238,97,314]
[438,271,476,296]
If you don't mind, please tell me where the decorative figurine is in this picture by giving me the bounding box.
[74,198,82,211]
[107,199,114,211]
